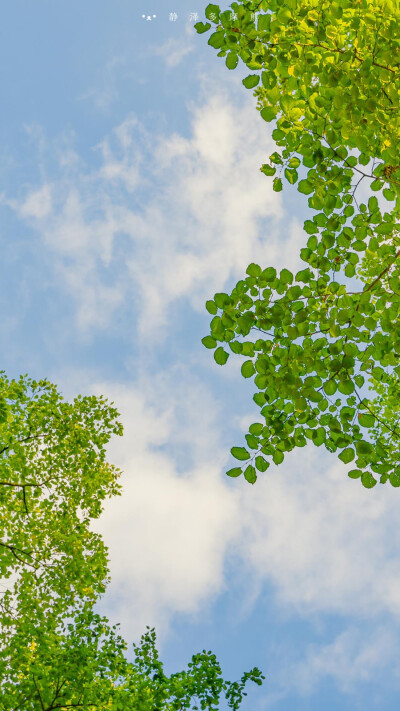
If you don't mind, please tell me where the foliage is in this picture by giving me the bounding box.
[0,372,122,630]
[1,610,264,710]
[122,626,264,711]
[1,603,127,710]
[0,372,264,709]
[196,0,400,488]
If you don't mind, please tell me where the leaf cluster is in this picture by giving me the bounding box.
[0,372,123,630]
[0,374,265,709]
[196,0,400,488]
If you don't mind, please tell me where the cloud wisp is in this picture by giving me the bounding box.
[3,83,294,339]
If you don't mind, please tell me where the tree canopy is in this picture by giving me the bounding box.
[0,372,122,627]
[0,373,264,709]
[196,0,400,488]
[3,606,264,710]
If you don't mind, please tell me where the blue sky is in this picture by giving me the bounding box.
[2,1,400,709]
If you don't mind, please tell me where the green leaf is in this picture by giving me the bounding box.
[241,360,255,378]
[312,427,326,446]
[371,367,385,381]
[389,472,400,487]
[205,3,220,21]
[295,397,307,412]
[361,472,377,488]
[358,412,375,427]
[211,316,224,336]
[245,433,259,449]
[348,469,362,479]
[246,262,261,277]
[214,347,229,365]
[260,106,277,122]
[249,423,263,435]
[255,456,270,472]
[208,30,225,48]
[0,399,8,424]
[242,74,260,89]
[202,336,217,349]
[231,446,250,461]
[356,440,373,455]
[258,14,270,32]
[244,465,257,484]
[338,447,355,463]
[304,220,318,235]
[298,180,313,195]
[287,326,298,339]
[273,450,284,465]
[280,268,293,284]
[260,163,276,176]
[194,21,212,34]
[270,152,283,164]
[273,177,283,192]
[383,188,395,201]
[206,300,218,315]
[226,52,239,70]
[284,168,298,184]
[323,380,337,396]
[214,292,231,308]
[375,222,393,235]
[226,467,242,477]
[262,267,277,281]
[230,341,243,354]
[338,380,354,395]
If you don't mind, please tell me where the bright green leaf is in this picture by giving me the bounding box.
[244,465,257,484]
[202,336,217,349]
[242,74,260,89]
[214,347,229,365]
[226,467,242,477]
[231,446,251,461]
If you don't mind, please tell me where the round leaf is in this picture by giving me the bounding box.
[214,347,229,365]
[231,446,250,461]
[226,467,242,477]
[244,465,257,484]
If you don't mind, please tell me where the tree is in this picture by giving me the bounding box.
[2,607,264,710]
[195,0,400,488]
[0,372,265,709]
[0,371,122,630]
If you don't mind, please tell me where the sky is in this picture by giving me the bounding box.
[2,1,400,709]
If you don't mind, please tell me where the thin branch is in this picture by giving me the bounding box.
[0,431,51,457]
[0,541,36,568]
[32,676,46,711]
[22,486,29,515]
[354,390,399,438]
[364,250,400,292]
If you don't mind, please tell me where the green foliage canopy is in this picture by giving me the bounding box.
[196,0,400,488]
[2,612,264,710]
[0,372,123,629]
[0,373,265,709]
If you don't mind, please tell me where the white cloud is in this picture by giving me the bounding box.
[236,446,400,620]
[78,56,126,111]
[68,364,400,661]
[4,80,297,339]
[19,185,52,219]
[87,374,240,642]
[260,623,400,707]
[291,625,399,695]
[155,27,194,68]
